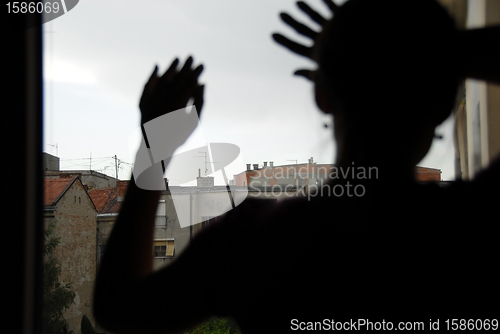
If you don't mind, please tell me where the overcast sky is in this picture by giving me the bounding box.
[43,0,457,183]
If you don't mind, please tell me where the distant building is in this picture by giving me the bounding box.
[41,153,443,334]
[234,158,442,187]
[43,152,60,171]
[43,175,97,334]
[87,180,190,272]
[89,179,249,271]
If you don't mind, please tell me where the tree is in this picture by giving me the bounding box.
[43,221,76,334]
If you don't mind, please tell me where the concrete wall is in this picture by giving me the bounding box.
[196,176,214,187]
[169,188,250,229]
[96,194,194,272]
[44,180,97,334]
[43,152,60,171]
[152,195,191,270]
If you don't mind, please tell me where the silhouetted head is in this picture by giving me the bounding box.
[314,0,460,166]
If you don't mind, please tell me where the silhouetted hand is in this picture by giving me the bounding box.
[272,0,338,81]
[139,57,204,125]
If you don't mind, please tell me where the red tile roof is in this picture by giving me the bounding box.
[44,176,78,206]
[87,181,129,214]
[117,180,129,196]
[87,188,115,213]
[106,200,122,214]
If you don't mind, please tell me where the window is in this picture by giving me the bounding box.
[154,239,175,258]
[155,216,167,228]
[154,242,166,258]
[38,1,464,333]
[155,200,167,227]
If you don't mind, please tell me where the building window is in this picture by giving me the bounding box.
[155,200,166,227]
[155,216,167,227]
[154,241,166,258]
[154,239,175,258]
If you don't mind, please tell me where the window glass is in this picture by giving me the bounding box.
[42,1,458,333]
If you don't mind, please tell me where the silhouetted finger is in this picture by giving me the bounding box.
[194,84,204,117]
[175,57,196,90]
[297,1,326,25]
[178,64,204,94]
[294,69,315,81]
[179,56,194,77]
[160,58,179,83]
[280,13,318,39]
[192,64,204,80]
[139,65,159,113]
[323,0,339,14]
[148,65,158,80]
[144,65,158,89]
[272,33,312,58]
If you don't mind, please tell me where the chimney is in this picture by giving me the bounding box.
[253,164,259,170]
[308,157,314,164]
[197,176,214,187]
[263,162,268,167]
[198,168,201,177]
[270,162,274,167]
[246,164,251,171]
[43,152,60,171]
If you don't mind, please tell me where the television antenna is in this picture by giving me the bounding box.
[195,151,217,176]
[48,143,58,156]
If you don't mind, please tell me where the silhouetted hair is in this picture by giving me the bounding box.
[317,0,459,128]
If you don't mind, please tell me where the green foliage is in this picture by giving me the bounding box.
[184,317,241,334]
[81,315,98,334]
[43,221,76,334]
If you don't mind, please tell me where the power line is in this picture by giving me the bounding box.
[60,156,113,161]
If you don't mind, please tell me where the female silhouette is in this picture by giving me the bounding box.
[94,1,500,332]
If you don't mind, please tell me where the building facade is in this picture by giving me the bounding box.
[234,159,442,187]
[44,175,97,334]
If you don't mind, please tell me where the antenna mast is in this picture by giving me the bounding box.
[48,143,58,156]
[113,155,118,180]
[195,151,217,176]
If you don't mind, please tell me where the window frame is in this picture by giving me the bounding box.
[153,239,175,258]
[5,10,44,334]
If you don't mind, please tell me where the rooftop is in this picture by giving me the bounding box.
[44,176,78,206]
